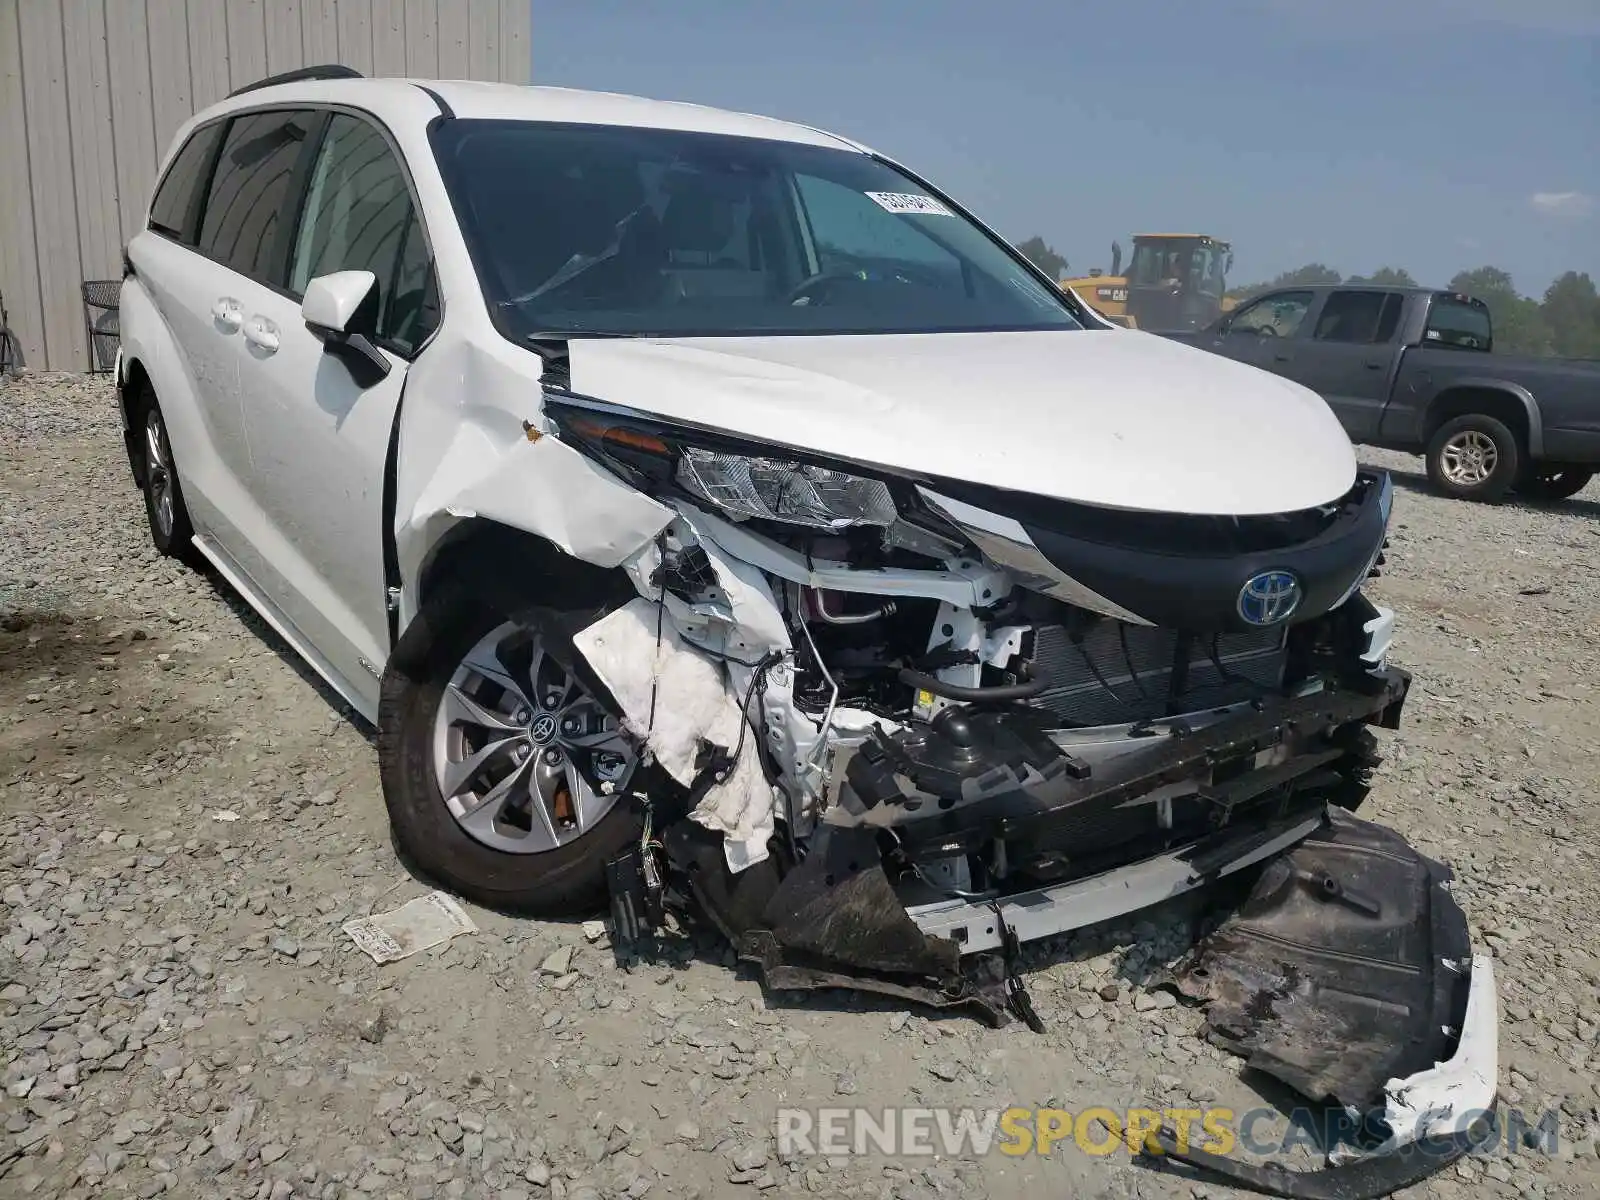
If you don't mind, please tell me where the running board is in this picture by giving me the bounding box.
[188,534,378,724]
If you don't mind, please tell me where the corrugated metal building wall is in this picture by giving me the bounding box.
[0,0,529,372]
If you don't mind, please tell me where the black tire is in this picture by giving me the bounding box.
[378,577,644,916]
[1424,414,1521,503]
[1518,468,1594,502]
[133,392,200,561]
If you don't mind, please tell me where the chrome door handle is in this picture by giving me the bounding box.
[211,298,242,332]
[243,317,280,353]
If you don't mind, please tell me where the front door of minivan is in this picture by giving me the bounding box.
[181,107,325,587]
[233,111,435,717]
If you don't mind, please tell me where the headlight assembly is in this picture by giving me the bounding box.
[548,398,900,532]
[675,449,896,529]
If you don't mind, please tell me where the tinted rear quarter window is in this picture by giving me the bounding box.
[198,109,319,284]
[148,123,224,243]
[1424,297,1492,351]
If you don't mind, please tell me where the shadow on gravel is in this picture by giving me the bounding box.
[1370,460,1600,522]
[0,610,145,681]
[0,608,228,780]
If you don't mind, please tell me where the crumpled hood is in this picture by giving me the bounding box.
[564,329,1357,516]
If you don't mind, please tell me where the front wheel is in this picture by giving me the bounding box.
[1518,468,1594,502]
[378,584,644,915]
[1425,414,1521,503]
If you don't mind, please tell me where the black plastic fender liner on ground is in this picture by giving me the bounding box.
[1148,808,1487,1198]
[1173,809,1472,1107]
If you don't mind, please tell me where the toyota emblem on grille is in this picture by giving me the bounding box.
[1237,570,1301,626]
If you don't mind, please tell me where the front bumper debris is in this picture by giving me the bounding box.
[686,667,1409,982]
[1146,809,1498,1199]
[656,668,1412,1021]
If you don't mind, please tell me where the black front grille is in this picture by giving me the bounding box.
[1030,621,1285,727]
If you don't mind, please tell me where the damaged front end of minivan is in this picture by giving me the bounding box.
[425,360,1497,1192]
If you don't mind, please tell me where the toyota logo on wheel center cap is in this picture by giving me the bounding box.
[1237,570,1301,627]
[529,713,558,744]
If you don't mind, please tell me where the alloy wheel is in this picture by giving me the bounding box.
[1439,430,1498,488]
[431,620,635,854]
[144,408,176,538]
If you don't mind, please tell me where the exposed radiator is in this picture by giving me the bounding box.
[1029,620,1286,727]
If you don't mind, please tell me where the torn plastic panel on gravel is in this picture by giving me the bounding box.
[1142,809,1499,1198]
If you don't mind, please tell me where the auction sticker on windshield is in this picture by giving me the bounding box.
[865,191,953,216]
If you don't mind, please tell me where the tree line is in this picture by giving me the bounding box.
[1227,265,1600,359]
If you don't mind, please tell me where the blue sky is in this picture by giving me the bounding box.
[531,0,1598,298]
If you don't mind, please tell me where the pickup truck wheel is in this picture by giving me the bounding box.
[1425,415,1520,503]
[1518,469,1594,502]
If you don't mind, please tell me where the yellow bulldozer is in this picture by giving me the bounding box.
[1060,233,1237,332]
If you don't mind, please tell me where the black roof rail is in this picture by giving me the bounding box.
[227,64,363,98]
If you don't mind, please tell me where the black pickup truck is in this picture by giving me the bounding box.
[1166,284,1600,503]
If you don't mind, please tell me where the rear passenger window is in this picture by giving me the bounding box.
[149,123,224,243]
[288,113,436,353]
[1311,290,1398,344]
[198,110,319,284]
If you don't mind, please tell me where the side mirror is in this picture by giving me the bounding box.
[302,270,378,339]
[301,270,389,387]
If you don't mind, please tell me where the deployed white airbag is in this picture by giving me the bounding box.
[573,598,773,871]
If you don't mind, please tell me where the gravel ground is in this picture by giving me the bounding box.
[3,370,1599,1200]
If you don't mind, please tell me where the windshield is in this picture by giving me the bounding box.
[430,120,1085,338]
[1127,241,1191,288]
